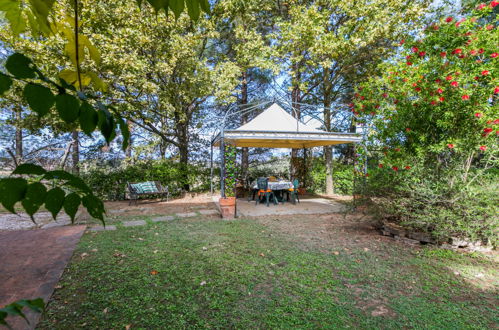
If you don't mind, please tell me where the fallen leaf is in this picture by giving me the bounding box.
[153,250,159,254]
[364,248,369,252]
[91,248,98,252]
[55,285,63,289]
[103,308,108,314]
[202,247,208,251]
[125,325,131,330]
[138,238,144,241]
[80,252,89,258]
[260,253,265,257]
[333,251,340,255]
[150,270,158,275]
[200,281,207,286]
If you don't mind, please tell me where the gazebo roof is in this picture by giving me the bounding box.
[213,103,361,148]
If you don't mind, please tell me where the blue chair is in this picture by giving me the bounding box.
[287,179,300,205]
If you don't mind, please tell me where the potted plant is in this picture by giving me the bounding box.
[220,146,237,219]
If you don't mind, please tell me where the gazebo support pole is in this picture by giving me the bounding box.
[220,131,226,198]
[210,142,214,195]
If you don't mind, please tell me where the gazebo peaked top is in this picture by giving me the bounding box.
[212,103,362,149]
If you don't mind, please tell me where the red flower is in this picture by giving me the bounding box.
[445,17,453,23]
[435,79,441,83]
[462,95,470,100]
[474,76,480,80]
[475,112,483,118]
[418,51,426,57]
[437,88,443,94]
[486,24,494,30]
[405,166,411,170]
[483,127,493,135]
[450,81,459,87]
[482,70,490,76]
[440,52,447,57]
[495,86,499,94]
[415,87,421,92]
[382,93,388,98]
[447,144,454,149]
[452,48,462,55]
[395,148,401,152]
[491,53,498,58]
[406,55,411,60]
[378,164,383,168]
[431,100,437,105]
[411,46,419,53]
[439,97,445,102]
[405,128,411,132]
[360,96,365,100]
[491,1,499,7]
[433,25,439,30]
[399,39,405,45]
[445,75,453,81]
[406,61,412,66]
[477,3,487,9]
[470,50,477,55]
[493,119,499,124]
[479,145,487,151]
[478,48,484,54]
[392,166,398,171]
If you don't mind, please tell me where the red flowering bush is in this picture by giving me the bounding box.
[353,4,498,244]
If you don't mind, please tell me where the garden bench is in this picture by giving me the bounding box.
[127,181,169,205]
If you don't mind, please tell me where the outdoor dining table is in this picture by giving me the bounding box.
[250,180,294,203]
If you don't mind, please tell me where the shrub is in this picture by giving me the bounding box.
[80,159,211,201]
[309,157,354,195]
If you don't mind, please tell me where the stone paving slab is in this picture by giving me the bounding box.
[88,225,117,232]
[0,225,86,330]
[151,216,175,222]
[41,218,72,229]
[122,220,147,227]
[198,209,220,216]
[176,212,197,218]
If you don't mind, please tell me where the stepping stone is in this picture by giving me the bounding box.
[88,225,117,231]
[41,219,71,229]
[109,209,126,214]
[176,212,197,218]
[152,216,175,222]
[199,209,219,216]
[122,220,147,227]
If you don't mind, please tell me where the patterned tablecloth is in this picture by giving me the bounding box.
[252,181,293,190]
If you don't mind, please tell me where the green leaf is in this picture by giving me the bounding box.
[29,0,55,35]
[146,0,168,13]
[63,192,81,223]
[44,170,76,181]
[169,0,184,18]
[44,187,65,220]
[79,101,98,136]
[0,298,44,327]
[118,117,130,151]
[55,93,80,123]
[198,0,209,13]
[0,178,27,213]
[23,83,55,117]
[21,182,47,220]
[5,53,36,79]
[82,194,105,223]
[186,0,199,20]
[0,0,26,35]
[12,163,46,175]
[0,73,13,95]
[64,176,92,194]
[97,106,115,143]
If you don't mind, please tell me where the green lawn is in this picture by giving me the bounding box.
[39,216,498,329]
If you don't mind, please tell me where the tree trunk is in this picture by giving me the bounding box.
[15,108,23,164]
[125,120,133,158]
[240,70,249,185]
[71,131,80,175]
[177,123,190,191]
[323,67,334,195]
[290,62,301,180]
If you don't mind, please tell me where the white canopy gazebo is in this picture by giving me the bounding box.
[210,102,362,196]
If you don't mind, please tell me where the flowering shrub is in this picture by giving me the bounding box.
[353,3,498,244]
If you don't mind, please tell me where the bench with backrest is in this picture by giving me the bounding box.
[127,181,169,205]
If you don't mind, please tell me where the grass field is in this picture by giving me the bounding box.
[39,215,498,329]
